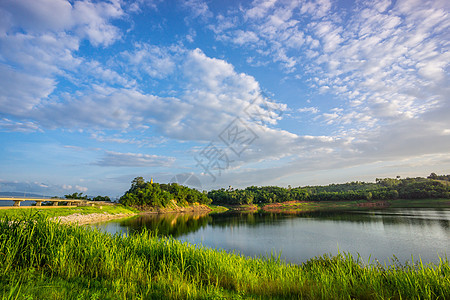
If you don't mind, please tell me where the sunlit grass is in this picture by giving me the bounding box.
[1,216,448,299]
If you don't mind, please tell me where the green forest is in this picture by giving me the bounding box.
[119,177,211,207]
[207,174,450,205]
[117,174,449,208]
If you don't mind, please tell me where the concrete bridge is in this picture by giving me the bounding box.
[0,197,96,207]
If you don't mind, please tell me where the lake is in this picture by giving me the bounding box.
[92,208,450,265]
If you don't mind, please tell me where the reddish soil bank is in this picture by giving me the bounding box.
[356,200,390,208]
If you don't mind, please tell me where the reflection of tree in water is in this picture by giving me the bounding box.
[208,210,450,231]
[117,209,450,238]
[209,212,296,227]
[291,209,450,230]
[119,212,211,237]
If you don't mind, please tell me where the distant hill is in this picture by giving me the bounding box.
[0,192,47,198]
[0,192,49,206]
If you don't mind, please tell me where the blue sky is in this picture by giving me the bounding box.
[0,0,449,198]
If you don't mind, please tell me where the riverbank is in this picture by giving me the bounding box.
[1,198,447,224]
[0,203,222,224]
[1,217,448,299]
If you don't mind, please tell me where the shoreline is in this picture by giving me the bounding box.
[53,203,213,225]
[2,199,448,225]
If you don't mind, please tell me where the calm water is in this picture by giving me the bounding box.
[92,208,450,265]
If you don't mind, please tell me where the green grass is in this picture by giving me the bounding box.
[207,205,229,213]
[0,204,137,219]
[1,216,449,299]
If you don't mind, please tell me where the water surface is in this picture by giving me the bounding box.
[93,208,450,265]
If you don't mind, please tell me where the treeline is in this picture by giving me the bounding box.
[208,174,450,205]
[119,177,211,207]
[64,192,111,202]
[427,173,450,181]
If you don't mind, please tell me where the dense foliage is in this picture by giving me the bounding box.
[64,192,88,200]
[1,217,448,299]
[208,174,450,205]
[119,177,211,207]
[64,192,111,202]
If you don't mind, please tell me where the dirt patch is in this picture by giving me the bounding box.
[261,201,313,213]
[226,204,258,212]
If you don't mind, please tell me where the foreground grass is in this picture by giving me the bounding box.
[1,217,449,299]
[0,204,138,219]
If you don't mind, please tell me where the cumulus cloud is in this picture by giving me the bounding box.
[0,0,123,46]
[206,0,449,164]
[182,0,212,20]
[1,0,448,192]
[121,43,180,79]
[0,0,126,120]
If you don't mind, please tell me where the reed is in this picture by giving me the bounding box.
[1,216,448,299]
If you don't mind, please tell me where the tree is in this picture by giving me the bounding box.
[428,173,438,179]
[92,195,111,202]
[64,192,87,200]
[130,176,146,191]
[119,177,211,207]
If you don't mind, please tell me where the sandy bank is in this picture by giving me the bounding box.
[53,204,211,225]
[54,212,135,225]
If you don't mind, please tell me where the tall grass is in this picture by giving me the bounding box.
[1,216,448,299]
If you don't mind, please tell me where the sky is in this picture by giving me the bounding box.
[0,0,449,198]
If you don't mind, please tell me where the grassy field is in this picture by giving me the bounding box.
[0,204,138,219]
[0,216,449,299]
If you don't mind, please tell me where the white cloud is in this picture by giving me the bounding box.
[209,0,448,135]
[245,0,277,19]
[121,44,179,79]
[72,0,123,46]
[0,64,55,115]
[231,30,260,45]
[0,0,127,119]
[75,185,88,192]
[182,0,212,20]
[298,107,319,114]
[0,118,41,132]
[0,0,124,46]
[0,0,73,33]
[94,151,175,167]
[1,0,448,192]
[34,88,190,131]
[300,0,332,18]
[193,0,450,186]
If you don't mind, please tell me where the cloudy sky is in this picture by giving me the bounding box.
[0,0,449,198]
